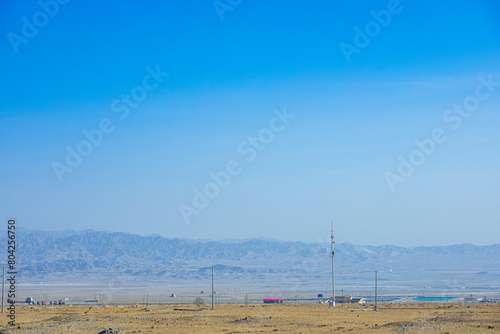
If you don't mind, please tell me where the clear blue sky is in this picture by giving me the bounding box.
[1,0,499,246]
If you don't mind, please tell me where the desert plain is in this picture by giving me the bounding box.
[1,302,499,333]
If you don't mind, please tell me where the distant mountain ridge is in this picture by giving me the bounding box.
[3,229,499,275]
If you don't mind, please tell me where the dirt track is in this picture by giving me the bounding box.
[1,303,499,333]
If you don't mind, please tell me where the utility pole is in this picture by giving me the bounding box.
[331,222,335,307]
[374,271,378,312]
[1,266,4,314]
[211,266,214,310]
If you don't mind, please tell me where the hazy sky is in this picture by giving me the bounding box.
[1,0,499,246]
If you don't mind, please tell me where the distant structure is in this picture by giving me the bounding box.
[324,296,364,304]
[263,298,283,304]
[335,296,351,303]
[350,297,365,304]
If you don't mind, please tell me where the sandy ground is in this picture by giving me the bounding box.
[0,303,499,333]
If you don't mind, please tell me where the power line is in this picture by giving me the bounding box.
[211,266,214,310]
[375,270,378,312]
[331,222,335,308]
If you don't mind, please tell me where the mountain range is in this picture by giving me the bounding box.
[4,229,499,279]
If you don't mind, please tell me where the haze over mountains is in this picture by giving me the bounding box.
[7,229,500,275]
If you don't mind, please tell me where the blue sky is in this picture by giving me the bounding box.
[1,0,499,246]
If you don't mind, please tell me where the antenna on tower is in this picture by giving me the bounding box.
[331,222,335,307]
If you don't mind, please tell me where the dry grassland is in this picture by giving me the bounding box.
[1,303,499,333]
